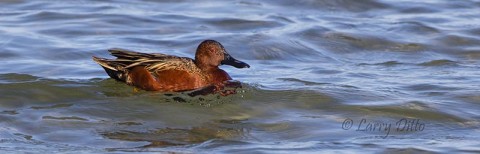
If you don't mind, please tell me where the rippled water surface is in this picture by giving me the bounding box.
[1,0,480,153]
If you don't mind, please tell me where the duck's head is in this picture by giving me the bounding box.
[195,40,250,69]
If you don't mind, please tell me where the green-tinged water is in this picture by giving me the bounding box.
[1,0,480,153]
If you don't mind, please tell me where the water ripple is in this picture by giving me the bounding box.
[0,0,480,153]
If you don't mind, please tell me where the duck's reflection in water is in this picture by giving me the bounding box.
[102,119,252,149]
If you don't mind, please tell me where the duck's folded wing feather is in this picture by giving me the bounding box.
[92,56,127,71]
[144,58,198,72]
[108,48,174,60]
[103,48,201,74]
[143,58,205,80]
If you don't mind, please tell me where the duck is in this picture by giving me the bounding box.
[92,40,249,92]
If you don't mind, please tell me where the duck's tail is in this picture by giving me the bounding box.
[92,56,128,82]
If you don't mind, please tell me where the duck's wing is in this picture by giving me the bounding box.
[124,56,205,82]
[94,48,200,82]
[142,57,200,73]
[105,48,194,70]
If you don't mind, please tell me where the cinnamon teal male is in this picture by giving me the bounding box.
[92,40,249,92]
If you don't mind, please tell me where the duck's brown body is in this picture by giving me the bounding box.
[93,40,249,92]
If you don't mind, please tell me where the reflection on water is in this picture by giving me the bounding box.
[1,0,480,153]
[103,119,251,148]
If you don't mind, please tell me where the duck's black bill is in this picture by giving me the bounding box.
[222,54,250,68]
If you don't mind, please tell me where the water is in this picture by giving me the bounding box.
[1,0,480,153]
